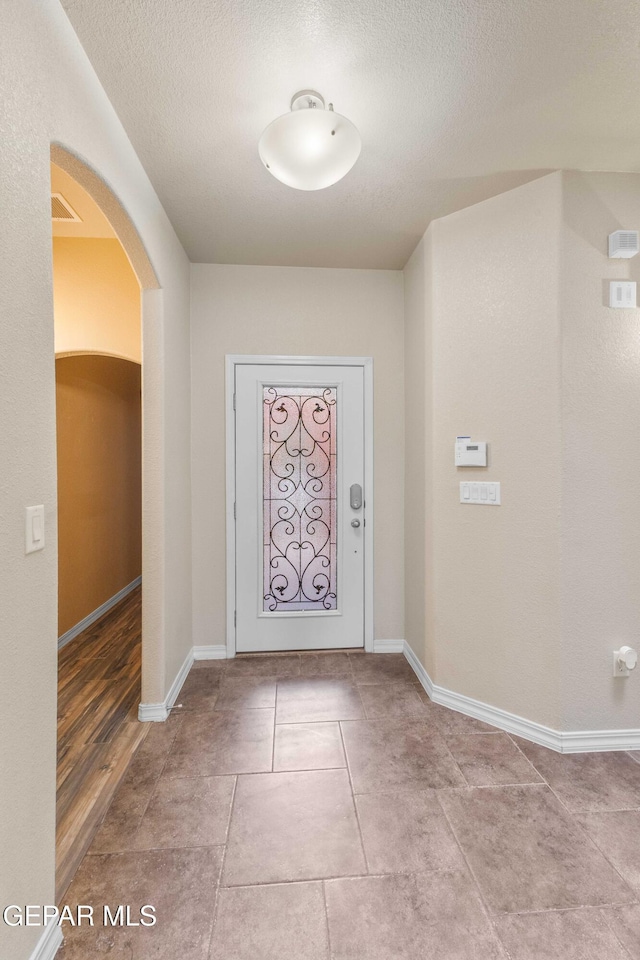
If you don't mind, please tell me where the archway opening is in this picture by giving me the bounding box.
[50,147,159,901]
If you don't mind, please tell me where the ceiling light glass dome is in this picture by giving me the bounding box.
[259,91,361,191]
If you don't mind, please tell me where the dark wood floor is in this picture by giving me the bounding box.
[56,585,147,901]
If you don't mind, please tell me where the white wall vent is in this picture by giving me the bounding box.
[51,193,82,222]
[608,230,639,259]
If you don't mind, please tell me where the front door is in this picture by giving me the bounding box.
[234,360,367,652]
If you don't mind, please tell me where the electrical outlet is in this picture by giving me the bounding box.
[613,651,630,677]
[613,646,638,677]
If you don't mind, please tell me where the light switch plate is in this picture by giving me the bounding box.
[460,481,501,505]
[25,505,45,554]
[609,281,637,308]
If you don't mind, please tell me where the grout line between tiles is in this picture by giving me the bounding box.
[204,849,227,959]
[338,721,369,875]
[440,736,470,787]
[507,748,640,880]
[86,719,183,856]
[321,880,333,960]
[599,907,639,960]
[271,688,278,769]
[435,788,507,942]
[207,773,239,958]
[493,902,640,917]
[221,872,372,889]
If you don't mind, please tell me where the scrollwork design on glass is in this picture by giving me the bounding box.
[263,386,337,612]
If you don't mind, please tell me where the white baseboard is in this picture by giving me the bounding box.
[373,639,406,654]
[29,922,63,960]
[58,576,142,650]
[193,644,228,660]
[403,641,640,754]
[138,647,194,722]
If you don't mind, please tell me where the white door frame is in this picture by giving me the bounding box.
[225,355,374,658]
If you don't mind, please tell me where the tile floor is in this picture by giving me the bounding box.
[58,653,640,959]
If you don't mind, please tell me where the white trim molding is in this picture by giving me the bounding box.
[58,576,142,650]
[138,647,194,722]
[403,642,640,754]
[373,639,405,654]
[193,645,228,660]
[29,922,63,960]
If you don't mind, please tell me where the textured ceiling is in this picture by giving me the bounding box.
[61,0,640,268]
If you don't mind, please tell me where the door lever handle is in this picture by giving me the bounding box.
[351,519,361,528]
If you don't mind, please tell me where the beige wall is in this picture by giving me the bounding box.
[53,237,141,363]
[405,173,564,729]
[190,264,405,649]
[404,233,435,676]
[405,169,640,734]
[560,171,640,730]
[56,355,142,636]
[0,3,191,956]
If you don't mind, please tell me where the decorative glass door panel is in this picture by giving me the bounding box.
[263,386,337,612]
[234,361,365,653]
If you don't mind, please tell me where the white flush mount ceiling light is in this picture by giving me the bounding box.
[258,91,361,191]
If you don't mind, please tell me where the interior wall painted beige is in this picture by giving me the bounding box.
[0,3,191,956]
[560,171,640,730]
[56,355,142,636]
[190,264,405,649]
[53,237,141,363]
[405,170,640,734]
[403,233,435,677]
[404,173,564,729]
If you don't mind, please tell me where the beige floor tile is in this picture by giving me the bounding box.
[214,677,276,711]
[88,717,183,854]
[341,717,465,793]
[298,652,354,678]
[273,722,345,771]
[355,789,463,875]
[439,784,635,914]
[192,659,228,672]
[275,678,364,723]
[358,682,429,719]
[325,868,507,960]
[225,655,301,678]
[58,847,222,960]
[133,775,235,849]
[513,738,640,811]
[350,653,416,685]
[603,904,640,959]
[222,769,366,885]
[137,713,184,760]
[579,809,640,892]
[414,687,496,734]
[445,733,543,786]
[179,670,222,712]
[163,709,274,778]
[494,908,632,960]
[210,882,329,960]
[88,770,156,854]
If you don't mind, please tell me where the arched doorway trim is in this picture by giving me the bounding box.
[50,143,166,707]
[51,143,160,290]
